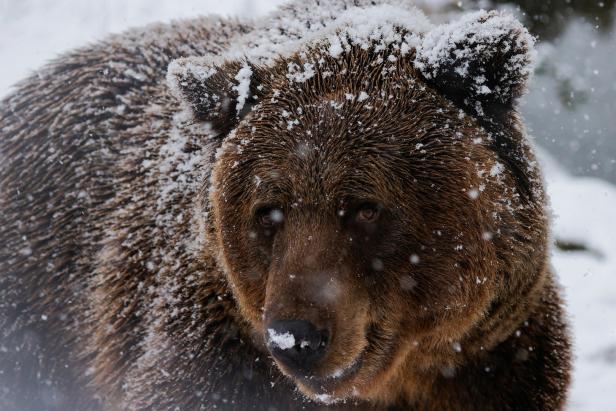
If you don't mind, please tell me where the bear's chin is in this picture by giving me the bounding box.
[289,349,394,405]
[276,357,362,403]
[296,379,357,405]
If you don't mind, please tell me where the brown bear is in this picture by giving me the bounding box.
[0,1,571,410]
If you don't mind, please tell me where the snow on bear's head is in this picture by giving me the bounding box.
[167,6,535,136]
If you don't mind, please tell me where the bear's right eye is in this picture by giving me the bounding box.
[256,207,284,229]
[355,203,381,224]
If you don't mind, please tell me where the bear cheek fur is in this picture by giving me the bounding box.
[354,138,508,402]
[208,145,268,334]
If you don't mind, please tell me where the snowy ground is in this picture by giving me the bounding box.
[541,148,616,411]
[1,1,615,409]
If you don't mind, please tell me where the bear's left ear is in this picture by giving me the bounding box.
[414,10,536,120]
[167,57,265,135]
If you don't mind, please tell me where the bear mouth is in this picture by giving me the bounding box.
[297,324,403,402]
[263,320,403,402]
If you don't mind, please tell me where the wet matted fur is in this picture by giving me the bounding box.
[0,1,570,410]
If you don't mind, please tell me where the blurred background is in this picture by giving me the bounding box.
[0,1,614,410]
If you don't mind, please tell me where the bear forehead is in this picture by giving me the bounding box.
[224,81,479,205]
[241,38,457,139]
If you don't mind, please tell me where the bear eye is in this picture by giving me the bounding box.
[355,203,381,224]
[256,206,284,228]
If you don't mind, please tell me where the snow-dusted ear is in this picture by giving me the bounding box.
[167,57,263,134]
[414,10,536,118]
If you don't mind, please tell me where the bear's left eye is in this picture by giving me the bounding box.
[355,203,381,224]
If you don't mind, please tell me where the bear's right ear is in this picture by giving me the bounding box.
[167,57,264,135]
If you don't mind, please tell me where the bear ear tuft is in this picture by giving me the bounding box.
[166,57,264,135]
[414,10,536,119]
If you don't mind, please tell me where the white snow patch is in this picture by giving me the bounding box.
[233,64,253,113]
[216,1,432,69]
[166,57,218,100]
[18,246,32,256]
[286,62,316,83]
[328,38,344,58]
[357,91,369,102]
[269,209,284,223]
[314,393,335,404]
[490,162,504,177]
[267,328,296,350]
[467,188,480,200]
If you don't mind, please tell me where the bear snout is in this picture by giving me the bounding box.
[266,319,329,375]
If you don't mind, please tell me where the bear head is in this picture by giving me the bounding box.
[167,8,544,405]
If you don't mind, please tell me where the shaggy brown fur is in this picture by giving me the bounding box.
[0,1,570,410]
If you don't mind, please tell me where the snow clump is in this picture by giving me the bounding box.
[233,64,253,112]
[267,328,296,350]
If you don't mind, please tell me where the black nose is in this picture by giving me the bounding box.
[266,319,328,374]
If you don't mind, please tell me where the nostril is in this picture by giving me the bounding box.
[266,320,328,373]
